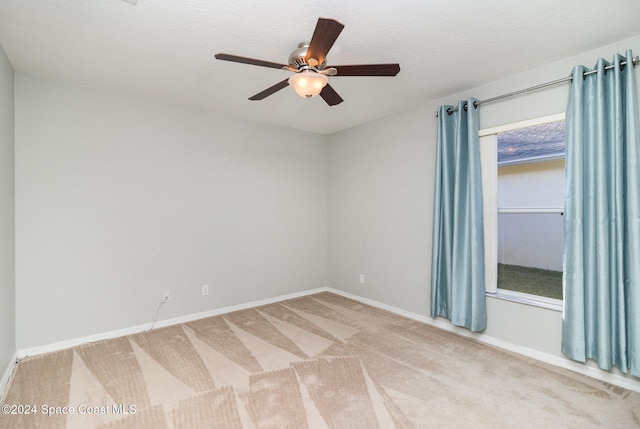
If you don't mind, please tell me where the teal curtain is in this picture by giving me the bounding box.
[562,50,640,376]
[431,98,486,332]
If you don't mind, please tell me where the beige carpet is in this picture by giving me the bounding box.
[1,292,638,428]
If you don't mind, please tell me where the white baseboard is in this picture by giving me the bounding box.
[327,288,640,394]
[0,352,18,402]
[17,287,328,360]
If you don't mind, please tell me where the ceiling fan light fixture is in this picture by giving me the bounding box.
[288,70,328,99]
[215,18,399,106]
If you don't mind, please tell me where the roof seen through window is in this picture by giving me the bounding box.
[497,120,565,165]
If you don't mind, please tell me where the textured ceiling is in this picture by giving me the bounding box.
[1,0,639,135]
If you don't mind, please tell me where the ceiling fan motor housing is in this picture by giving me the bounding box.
[289,42,325,70]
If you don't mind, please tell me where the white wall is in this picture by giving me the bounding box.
[328,35,640,376]
[498,160,565,208]
[498,160,565,270]
[0,46,15,381]
[15,74,327,350]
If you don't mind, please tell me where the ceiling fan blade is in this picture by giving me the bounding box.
[248,79,290,101]
[306,18,344,65]
[215,53,287,70]
[320,84,344,106]
[331,64,401,77]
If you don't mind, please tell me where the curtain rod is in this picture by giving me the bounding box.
[435,55,640,117]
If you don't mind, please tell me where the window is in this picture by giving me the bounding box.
[480,114,565,310]
[497,121,565,300]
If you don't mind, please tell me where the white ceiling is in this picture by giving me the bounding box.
[1,0,639,135]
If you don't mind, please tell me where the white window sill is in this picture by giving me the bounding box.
[487,289,563,312]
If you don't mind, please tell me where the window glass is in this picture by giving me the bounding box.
[496,120,565,300]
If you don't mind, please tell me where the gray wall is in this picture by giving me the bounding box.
[0,46,15,374]
[14,74,328,350]
[328,35,640,365]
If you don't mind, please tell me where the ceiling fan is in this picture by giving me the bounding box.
[215,18,400,106]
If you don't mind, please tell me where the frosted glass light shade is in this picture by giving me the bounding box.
[288,71,328,99]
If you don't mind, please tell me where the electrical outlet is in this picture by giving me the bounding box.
[359,274,365,284]
[163,290,171,302]
[202,284,209,296]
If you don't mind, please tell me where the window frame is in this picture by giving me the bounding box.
[479,113,565,312]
